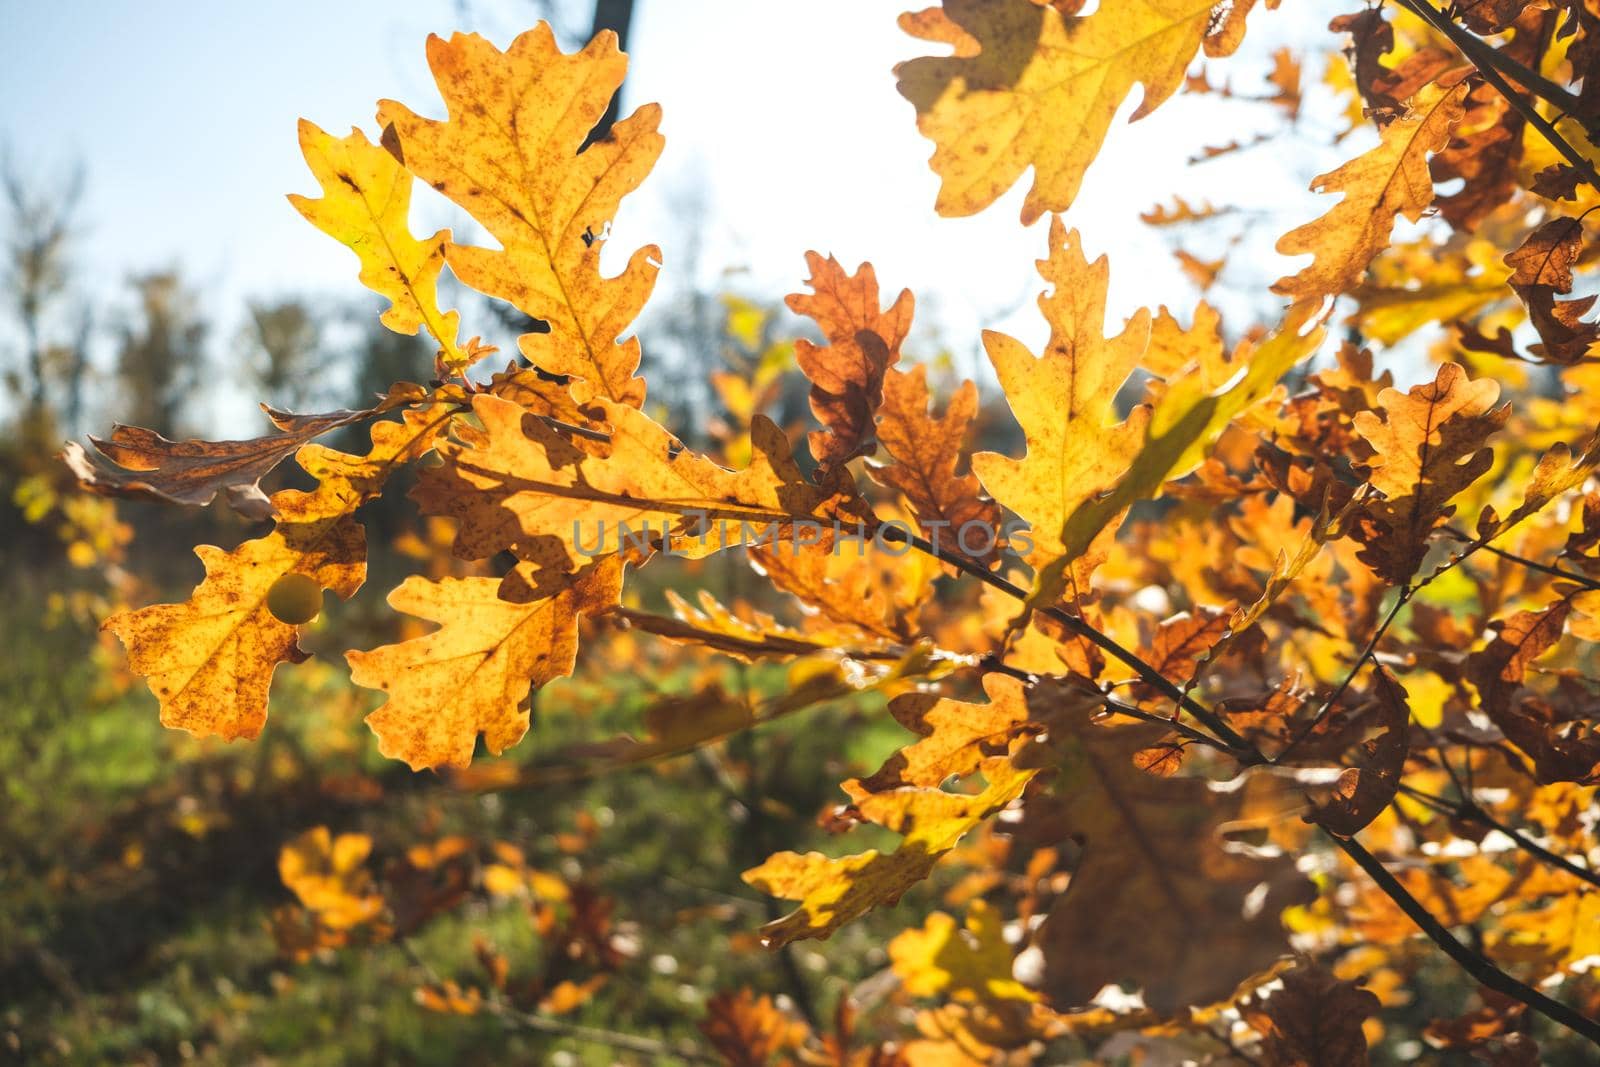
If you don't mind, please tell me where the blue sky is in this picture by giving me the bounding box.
[2,0,1344,431]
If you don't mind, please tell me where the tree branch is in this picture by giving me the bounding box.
[1397,781,1600,891]
[880,526,1262,761]
[1392,0,1600,193]
[1329,832,1600,1046]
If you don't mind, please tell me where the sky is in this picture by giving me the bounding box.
[1,0,1347,432]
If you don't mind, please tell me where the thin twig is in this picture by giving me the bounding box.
[880,526,1261,761]
[1330,832,1600,1046]
[1398,782,1600,890]
[1399,0,1582,113]
[1275,586,1412,764]
[976,656,1238,753]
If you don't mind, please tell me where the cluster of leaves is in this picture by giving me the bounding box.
[66,1,1600,1062]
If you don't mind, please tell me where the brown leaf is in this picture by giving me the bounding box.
[1532,164,1583,202]
[1505,218,1583,291]
[788,253,914,473]
[1518,286,1600,364]
[1239,959,1381,1067]
[700,989,808,1067]
[1024,682,1310,1014]
[1350,363,1506,583]
[1433,79,1524,231]
[1310,667,1410,838]
[870,364,1002,567]
[64,406,371,519]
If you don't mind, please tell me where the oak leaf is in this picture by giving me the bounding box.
[279,826,385,931]
[788,253,914,473]
[377,26,662,405]
[971,220,1150,599]
[1505,218,1583,291]
[700,989,808,1067]
[1309,667,1410,838]
[1025,683,1308,1014]
[104,410,446,741]
[858,673,1035,793]
[1032,298,1326,611]
[288,120,463,365]
[1274,79,1468,301]
[890,900,1036,1002]
[1350,362,1505,582]
[348,559,622,770]
[1239,959,1381,1067]
[871,364,1002,568]
[744,756,1036,947]
[896,0,1265,222]
[64,406,370,520]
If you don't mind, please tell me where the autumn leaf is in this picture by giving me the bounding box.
[858,673,1035,793]
[377,26,662,405]
[1505,218,1583,291]
[871,364,1002,567]
[1476,437,1600,543]
[1310,667,1410,838]
[700,989,809,1067]
[64,405,371,520]
[896,0,1265,222]
[279,826,385,931]
[1239,959,1381,1067]
[288,120,463,365]
[890,900,1037,1002]
[1350,362,1506,583]
[1032,297,1326,611]
[348,559,622,770]
[749,527,940,647]
[104,410,446,742]
[1025,682,1308,1014]
[1465,598,1600,783]
[744,755,1035,947]
[1274,79,1468,301]
[613,593,844,664]
[971,219,1150,599]
[788,253,914,473]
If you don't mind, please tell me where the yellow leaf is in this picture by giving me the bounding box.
[104,411,446,742]
[971,219,1150,594]
[279,826,384,930]
[377,26,662,405]
[890,900,1038,1002]
[859,673,1033,791]
[1274,80,1469,300]
[348,560,622,770]
[744,756,1035,946]
[288,120,463,365]
[1035,299,1326,606]
[896,0,1261,222]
